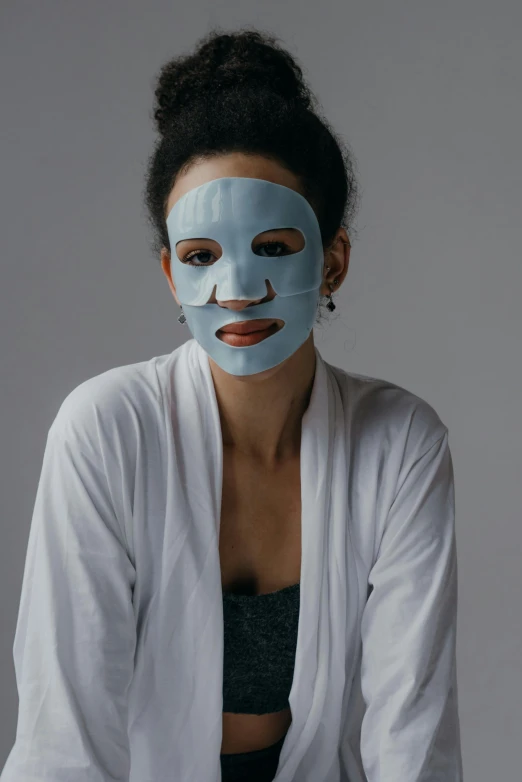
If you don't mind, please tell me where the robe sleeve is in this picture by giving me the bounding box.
[1,418,137,782]
[359,428,463,781]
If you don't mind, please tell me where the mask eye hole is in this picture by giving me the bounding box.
[252,228,305,257]
[175,238,222,267]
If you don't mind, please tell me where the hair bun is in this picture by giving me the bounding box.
[153,28,313,136]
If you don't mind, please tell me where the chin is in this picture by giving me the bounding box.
[208,354,290,382]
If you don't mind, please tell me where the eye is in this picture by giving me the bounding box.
[254,241,292,257]
[181,249,216,267]
[252,228,304,255]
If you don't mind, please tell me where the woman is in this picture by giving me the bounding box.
[1,28,463,782]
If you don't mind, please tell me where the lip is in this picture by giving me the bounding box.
[217,320,281,347]
[218,319,278,335]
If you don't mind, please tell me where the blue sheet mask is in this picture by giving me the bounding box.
[166,177,324,376]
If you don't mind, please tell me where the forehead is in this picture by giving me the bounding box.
[166,177,317,240]
[166,153,305,214]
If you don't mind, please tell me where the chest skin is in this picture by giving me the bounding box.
[218,447,302,754]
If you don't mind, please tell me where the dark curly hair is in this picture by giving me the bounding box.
[143,26,361,320]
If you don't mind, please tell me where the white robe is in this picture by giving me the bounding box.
[1,338,463,781]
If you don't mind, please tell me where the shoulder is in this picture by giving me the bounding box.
[48,353,173,451]
[327,362,448,454]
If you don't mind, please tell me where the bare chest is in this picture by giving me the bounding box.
[218,451,302,596]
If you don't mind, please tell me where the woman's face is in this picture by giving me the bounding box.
[160,151,350,379]
[160,151,335,314]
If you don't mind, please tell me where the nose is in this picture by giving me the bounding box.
[217,297,264,310]
[214,280,274,310]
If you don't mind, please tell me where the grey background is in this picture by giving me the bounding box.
[1,0,521,778]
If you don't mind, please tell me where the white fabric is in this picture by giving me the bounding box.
[1,338,463,782]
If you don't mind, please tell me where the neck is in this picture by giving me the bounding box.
[208,333,317,467]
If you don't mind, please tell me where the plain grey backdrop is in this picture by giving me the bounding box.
[1,0,521,779]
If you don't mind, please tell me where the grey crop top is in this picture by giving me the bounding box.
[222,582,300,714]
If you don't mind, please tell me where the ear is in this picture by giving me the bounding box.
[160,248,181,307]
[320,228,351,297]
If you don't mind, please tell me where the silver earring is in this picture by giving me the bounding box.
[178,305,187,325]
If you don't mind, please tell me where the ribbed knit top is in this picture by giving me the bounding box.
[222,583,300,714]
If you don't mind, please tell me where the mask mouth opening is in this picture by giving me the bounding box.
[215,320,284,341]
